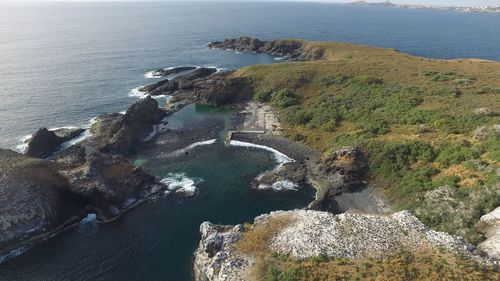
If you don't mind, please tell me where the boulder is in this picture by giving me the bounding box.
[139,79,179,96]
[25,127,85,158]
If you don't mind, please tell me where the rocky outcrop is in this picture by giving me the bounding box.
[0,97,171,259]
[25,127,85,158]
[0,149,88,256]
[208,36,324,61]
[477,207,500,260]
[139,67,218,96]
[151,66,197,77]
[195,72,253,106]
[194,222,252,281]
[309,147,370,210]
[87,96,166,155]
[194,209,485,281]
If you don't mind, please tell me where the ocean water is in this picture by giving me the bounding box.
[1,2,500,281]
[1,1,500,149]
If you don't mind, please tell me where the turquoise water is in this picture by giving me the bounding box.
[0,104,315,281]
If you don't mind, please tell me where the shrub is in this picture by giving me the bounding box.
[271,89,298,108]
[354,75,384,85]
[254,89,273,102]
[319,74,350,87]
[436,143,479,167]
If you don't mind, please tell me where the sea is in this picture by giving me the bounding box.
[0,1,499,280]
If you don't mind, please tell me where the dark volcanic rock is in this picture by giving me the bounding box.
[151,66,197,77]
[61,151,160,219]
[209,36,323,61]
[139,79,179,96]
[138,68,217,96]
[208,36,266,53]
[175,67,217,81]
[195,71,252,106]
[88,96,166,155]
[0,149,88,255]
[25,127,84,158]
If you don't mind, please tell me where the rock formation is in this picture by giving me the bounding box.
[151,66,197,77]
[195,72,252,106]
[208,36,324,61]
[87,96,166,155]
[0,97,170,258]
[139,67,218,96]
[194,209,485,281]
[25,127,84,158]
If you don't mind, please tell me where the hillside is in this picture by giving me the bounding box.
[230,39,500,245]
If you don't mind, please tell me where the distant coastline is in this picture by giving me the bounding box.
[348,1,500,14]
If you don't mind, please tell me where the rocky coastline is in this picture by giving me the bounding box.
[208,36,324,61]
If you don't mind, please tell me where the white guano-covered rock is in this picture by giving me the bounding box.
[478,207,500,260]
[194,209,489,281]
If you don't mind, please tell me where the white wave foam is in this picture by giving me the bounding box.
[229,140,294,165]
[170,139,218,156]
[0,246,28,264]
[160,172,202,196]
[15,134,32,153]
[55,130,91,152]
[81,213,97,224]
[129,87,148,99]
[258,180,299,191]
[274,56,287,61]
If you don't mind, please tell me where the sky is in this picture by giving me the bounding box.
[1,0,499,7]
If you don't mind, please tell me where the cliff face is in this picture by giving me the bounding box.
[194,209,487,281]
[0,150,88,254]
[194,72,253,106]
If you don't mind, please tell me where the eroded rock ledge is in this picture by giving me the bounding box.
[194,209,488,281]
[208,36,324,61]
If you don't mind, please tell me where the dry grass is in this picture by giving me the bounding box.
[260,248,500,281]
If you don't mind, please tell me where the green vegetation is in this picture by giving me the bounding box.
[236,40,500,244]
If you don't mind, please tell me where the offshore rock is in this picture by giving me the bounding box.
[208,36,324,61]
[25,127,84,158]
[139,67,217,96]
[0,149,88,256]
